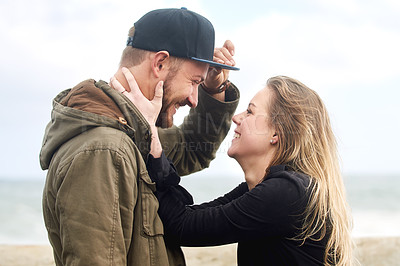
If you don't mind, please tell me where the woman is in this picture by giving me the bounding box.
[112,72,354,265]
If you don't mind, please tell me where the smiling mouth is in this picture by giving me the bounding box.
[233,132,241,139]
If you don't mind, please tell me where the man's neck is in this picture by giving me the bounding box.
[113,66,154,100]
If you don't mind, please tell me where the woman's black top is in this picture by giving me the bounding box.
[147,153,329,266]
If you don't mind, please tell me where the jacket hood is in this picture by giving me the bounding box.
[40,79,151,170]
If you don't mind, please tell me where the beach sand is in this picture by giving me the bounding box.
[0,237,399,265]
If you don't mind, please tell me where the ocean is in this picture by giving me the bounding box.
[0,173,399,244]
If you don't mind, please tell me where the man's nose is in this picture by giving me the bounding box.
[187,85,199,108]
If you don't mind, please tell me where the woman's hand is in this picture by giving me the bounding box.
[111,67,163,127]
[111,67,164,157]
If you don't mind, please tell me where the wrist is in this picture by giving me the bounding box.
[149,124,158,134]
[202,80,230,95]
[150,125,162,158]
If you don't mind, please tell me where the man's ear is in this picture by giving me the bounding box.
[152,51,170,78]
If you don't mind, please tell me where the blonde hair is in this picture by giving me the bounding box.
[266,76,354,265]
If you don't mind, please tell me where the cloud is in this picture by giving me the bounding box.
[230,10,400,92]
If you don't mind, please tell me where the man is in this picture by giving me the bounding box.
[40,8,240,266]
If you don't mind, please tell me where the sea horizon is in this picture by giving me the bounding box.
[1,173,399,244]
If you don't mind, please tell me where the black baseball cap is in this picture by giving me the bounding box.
[127,8,239,71]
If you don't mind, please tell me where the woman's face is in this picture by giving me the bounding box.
[228,87,277,165]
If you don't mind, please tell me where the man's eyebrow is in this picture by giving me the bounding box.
[248,103,256,108]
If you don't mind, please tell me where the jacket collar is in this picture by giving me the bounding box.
[269,164,288,175]
[40,79,152,170]
[95,80,152,159]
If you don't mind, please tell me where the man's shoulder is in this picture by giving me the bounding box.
[75,126,135,151]
[57,126,137,159]
[50,126,142,173]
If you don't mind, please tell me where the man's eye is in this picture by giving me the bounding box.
[246,109,252,114]
[193,79,204,85]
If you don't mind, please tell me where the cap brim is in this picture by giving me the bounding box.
[191,57,240,71]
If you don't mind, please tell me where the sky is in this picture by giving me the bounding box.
[0,0,399,179]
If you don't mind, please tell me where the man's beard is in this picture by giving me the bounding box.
[155,72,175,128]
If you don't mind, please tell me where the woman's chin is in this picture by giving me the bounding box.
[227,148,237,160]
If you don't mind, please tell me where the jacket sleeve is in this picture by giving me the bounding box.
[157,83,239,176]
[156,175,307,247]
[54,146,138,265]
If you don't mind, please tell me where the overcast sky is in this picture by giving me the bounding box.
[0,0,399,179]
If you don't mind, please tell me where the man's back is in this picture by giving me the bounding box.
[41,80,179,265]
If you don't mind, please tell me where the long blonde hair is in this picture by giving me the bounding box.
[266,76,353,265]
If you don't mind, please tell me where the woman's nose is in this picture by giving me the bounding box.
[232,112,243,125]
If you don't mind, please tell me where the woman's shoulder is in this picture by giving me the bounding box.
[267,165,311,188]
[253,165,311,202]
[248,165,311,217]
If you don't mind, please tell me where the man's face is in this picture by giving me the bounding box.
[156,60,209,128]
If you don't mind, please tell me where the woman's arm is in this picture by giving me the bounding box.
[188,182,248,210]
[145,152,248,207]
[156,173,308,247]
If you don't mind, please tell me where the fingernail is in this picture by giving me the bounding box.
[231,50,235,56]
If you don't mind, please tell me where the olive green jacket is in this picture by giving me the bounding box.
[40,79,239,265]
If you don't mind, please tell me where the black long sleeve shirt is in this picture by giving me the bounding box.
[147,154,329,265]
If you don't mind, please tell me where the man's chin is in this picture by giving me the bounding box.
[156,114,173,128]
